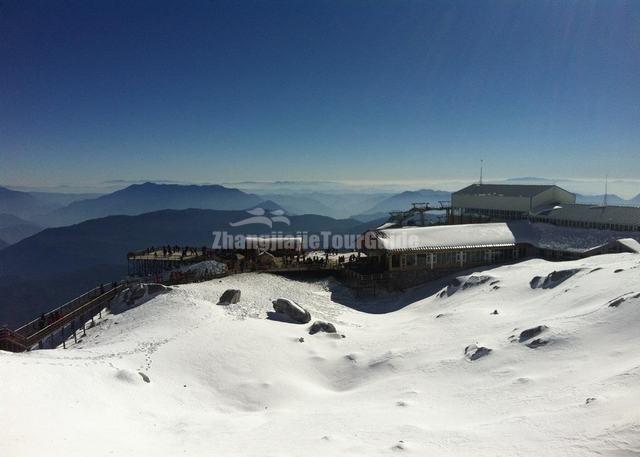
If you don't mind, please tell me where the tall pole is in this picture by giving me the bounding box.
[480,159,483,185]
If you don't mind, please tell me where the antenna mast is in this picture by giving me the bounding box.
[603,175,608,207]
[479,159,483,185]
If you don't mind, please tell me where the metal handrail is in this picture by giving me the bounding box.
[21,285,127,347]
[14,282,121,337]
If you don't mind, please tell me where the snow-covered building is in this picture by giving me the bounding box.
[357,221,640,288]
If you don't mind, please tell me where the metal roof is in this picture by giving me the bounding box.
[453,183,564,198]
[534,204,640,226]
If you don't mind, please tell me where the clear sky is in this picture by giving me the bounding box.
[1,0,638,189]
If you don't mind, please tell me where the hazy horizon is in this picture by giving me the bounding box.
[3,175,640,200]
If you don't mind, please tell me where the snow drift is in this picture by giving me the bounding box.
[1,253,640,456]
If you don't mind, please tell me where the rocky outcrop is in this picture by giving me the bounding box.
[530,269,582,289]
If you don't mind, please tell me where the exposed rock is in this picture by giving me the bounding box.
[585,397,596,405]
[272,298,311,324]
[217,289,241,306]
[445,275,494,297]
[491,309,499,315]
[608,296,627,308]
[518,325,547,343]
[462,275,493,290]
[138,372,150,383]
[526,338,548,348]
[464,344,492,361]
[530,269,582,289]
[614,269,624,273]
[111,283,171,313]
[308,321,336,335]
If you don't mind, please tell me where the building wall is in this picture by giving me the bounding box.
[532,187,575,208]
[452,193,533,212]
[452,186,576,215]
[530,214,640,232]
[368,246,523,273]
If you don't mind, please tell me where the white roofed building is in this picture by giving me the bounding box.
[355,221,640,289]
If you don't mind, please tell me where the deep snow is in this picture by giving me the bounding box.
[2,253,640,456]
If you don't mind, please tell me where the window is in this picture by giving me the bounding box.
[417,254,427,267]
[405,254,416,267]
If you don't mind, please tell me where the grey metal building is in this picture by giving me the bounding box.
[531,204,640,232]
[451,184,576,222]
[451,183,639,232]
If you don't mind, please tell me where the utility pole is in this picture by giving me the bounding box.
[479,159,483,185]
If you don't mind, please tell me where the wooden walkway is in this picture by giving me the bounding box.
[0,283,127,352]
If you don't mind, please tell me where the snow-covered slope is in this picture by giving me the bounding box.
[2,254,640,456]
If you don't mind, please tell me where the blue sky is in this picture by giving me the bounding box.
[1,0,638,189]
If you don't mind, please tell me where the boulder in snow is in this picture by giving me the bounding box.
[272,298,311,324]
[217,289,241,306]
[464,344,492,361]
[309,321,337,335]
[518,325,547,343]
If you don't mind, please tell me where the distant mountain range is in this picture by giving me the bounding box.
[575,194,640,206]
[0,186,104,221]
[352,189,452,219]
[503,178,640,204]
[35,182,265,227]
[27,191,102,207]
[0,214,43,245]
[0,208,375,327]
[0,187,59,219]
